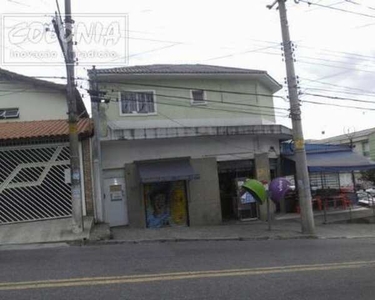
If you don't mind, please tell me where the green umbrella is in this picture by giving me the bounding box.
[242,179,267,204]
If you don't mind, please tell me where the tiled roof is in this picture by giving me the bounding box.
[90,64,268,75]
[0,119,93,141]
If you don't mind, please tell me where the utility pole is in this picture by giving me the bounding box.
[88,66,105,222]
[53,0,83,233]
[344,127,358,199]
[268,0,315,234]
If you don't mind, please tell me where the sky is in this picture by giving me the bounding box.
[2,0,375,140]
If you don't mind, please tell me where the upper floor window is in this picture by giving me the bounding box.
[191,89,206,105]
[0,108,19,119]
[120,91,156,115]
[362,141,370,157]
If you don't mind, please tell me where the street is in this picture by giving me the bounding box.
[1,238,375,299]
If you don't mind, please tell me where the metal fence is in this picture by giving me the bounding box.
[0,143,72,224]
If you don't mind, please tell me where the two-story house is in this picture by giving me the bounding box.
[89,64,292,228]
[317,128,375,160]
[0,68,93,225]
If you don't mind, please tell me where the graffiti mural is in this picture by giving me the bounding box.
[144,181,188,228]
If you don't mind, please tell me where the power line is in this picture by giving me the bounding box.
[298,0,375,18]
[7,0,30,7]
[301,98,375,111]
[0,89,63,94]
[155,110,260,157]
[296,59,375,75]
[303,86,375,97]
[122,91,289,112]
[104,93,289,113]
[300,77,375,95]
[93,79,287,101]
[345,0,375,11]
[202,44,281,62]
[299,44,375,62]
[303,92,375,105]
[105,97,289,118]
[201,47,375,75]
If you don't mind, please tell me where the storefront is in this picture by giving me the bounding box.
[218,159,278,221]
[123,157,222,228]
[143,181,189,228]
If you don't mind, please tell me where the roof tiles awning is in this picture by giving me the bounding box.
[137,159,200,183]
[285,150,375,172]
[0,119,93,141]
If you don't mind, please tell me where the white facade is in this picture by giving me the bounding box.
[101,135,281,170]
[91,65,292,226]
[0,81,68,122]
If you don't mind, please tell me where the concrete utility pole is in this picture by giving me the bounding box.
[88,66,105,222]
[53,0,83,233]
[344,127,358,198]
[268,0,315,234]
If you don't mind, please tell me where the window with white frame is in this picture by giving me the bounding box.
[0,108,20,119]
[120,91,155,115]
[191,89,206,105]
[362,141,370,157]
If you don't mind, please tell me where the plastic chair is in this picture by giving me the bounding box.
[340,193,352,210]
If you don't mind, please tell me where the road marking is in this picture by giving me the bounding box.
[1,260,374,291]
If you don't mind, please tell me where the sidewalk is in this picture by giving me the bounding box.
[88,217,375,245]
[0,217,94,246]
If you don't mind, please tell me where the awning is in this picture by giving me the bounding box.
[285,150,375,172]
[137,159,200,183]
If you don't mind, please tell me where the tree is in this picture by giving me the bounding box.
[360,169,375,186]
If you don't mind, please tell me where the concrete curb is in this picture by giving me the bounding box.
[0,241,71,251]
[79,234,319,246]
[3,234,375,250]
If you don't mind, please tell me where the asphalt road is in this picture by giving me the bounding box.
[1,238,375,300]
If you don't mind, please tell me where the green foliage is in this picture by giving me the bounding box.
[360,169,375,185]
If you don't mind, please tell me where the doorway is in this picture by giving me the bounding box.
[143,181,189,228]
[104,178,128,227]
[218,160,255,221]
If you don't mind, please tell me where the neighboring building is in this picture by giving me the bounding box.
[281,143,375,213]
[0,68,93,225]
[89,64,292,228]
[314,128,375,160]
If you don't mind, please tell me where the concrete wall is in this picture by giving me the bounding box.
[98,77,277,130]
[0,82,68,122]
[124,163,144,228]
[101,135,280,169]
[82,139,94,216]
[189,158,222,226]
[256,82,276,124]
[254,153,274,221]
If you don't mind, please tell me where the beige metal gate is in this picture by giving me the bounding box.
[0,143,72,224]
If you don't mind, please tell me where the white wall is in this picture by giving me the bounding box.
[0,82,68,122]
[101,135,281,169]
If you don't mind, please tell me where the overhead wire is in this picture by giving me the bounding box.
[345,0,375,11]
[92,79,287,101]
[120,91,289,113]
[303,87,375,97]
[104,97,290,118]
[298,0,375,18]
[300,77,375,95]
[302,92,375,105]
[154,109,259,157]
[300,98,375,111]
